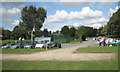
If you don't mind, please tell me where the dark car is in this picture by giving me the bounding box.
[24,42,36,49]
[10,43,25,49]
[47,41,61,48]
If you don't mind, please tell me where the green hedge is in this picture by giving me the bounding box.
[2,40,31,45]
[52,34,74,43]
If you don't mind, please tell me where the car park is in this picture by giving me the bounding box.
[24,42,36,49]
[2,43,15,49]
[47,41,61,48]
[10,43,25,49]
[35,37,51,48]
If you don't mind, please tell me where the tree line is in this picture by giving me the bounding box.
[2,5,120,41]
[1,5,99,41]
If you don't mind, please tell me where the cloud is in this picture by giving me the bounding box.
[85,17,108,25]
[84,17,108,29]
[69,7,103,19]
[91,23,104,29]
[43,6,107,30]
[62,23,82,28]
[12,20,20,25]
[109,6,119,17]
[8,8,21,15]
[57,16,108,29]
[1,7,21,18]
[46,10,69,24]
[44,7,103,25]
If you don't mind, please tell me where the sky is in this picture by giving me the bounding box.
[0,1,119,32]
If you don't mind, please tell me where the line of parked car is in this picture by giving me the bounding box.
[2,41,61,49]
[93,36,120,46]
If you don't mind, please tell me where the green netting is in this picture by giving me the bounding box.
[52,34,74,43]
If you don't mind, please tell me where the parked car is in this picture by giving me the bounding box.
[35,43,44,48]
[24,42,36,49]
[10,43,25,49]
[47,41,61,48]
[2,43,15,49]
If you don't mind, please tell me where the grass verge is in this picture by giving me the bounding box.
[77,46,118,53]
[2,47,59,54]
[2,60,118,70]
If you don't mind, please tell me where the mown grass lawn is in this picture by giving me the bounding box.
[2,46,119,70]
[77,46,118,53]
[2,60,118,70]
[2,47,59,54]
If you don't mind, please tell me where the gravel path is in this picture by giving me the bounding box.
[1,38,117,61]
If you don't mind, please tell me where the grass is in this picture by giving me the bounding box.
[2,47,59,54]
[2,46,118,70]
[77,46,118,53]
[2,40,31,45]
[2,60,118,70]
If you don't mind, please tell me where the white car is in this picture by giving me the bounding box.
[35,44,44,48]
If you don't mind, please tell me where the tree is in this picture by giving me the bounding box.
[98,26,104,36]
[48,31,52,35]
[61,26,70,35]
[107,8,120,38]
[101,25,108,35]
[43,29,48,37]
[75,26,96,39]
[69,27,76,37]
[53,30,60,34]
[2,29,11,40]
[11,26,20,40]
[34,30,43,37]
[21,5,47,38]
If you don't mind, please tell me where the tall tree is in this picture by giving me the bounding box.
[21,5,47,37]
[107,8,120,38]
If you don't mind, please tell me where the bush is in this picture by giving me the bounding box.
[74,37,83,43]
[78,37,83,43]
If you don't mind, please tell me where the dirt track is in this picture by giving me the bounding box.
[1,38,117,61]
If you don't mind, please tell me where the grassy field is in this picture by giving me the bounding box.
[2,46,118,70]
[2,47,59,54]
[2,40,31,45]
[77,46,118,53]
[2,60,118,70]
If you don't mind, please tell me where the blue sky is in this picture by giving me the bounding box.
[1,2,119,31]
